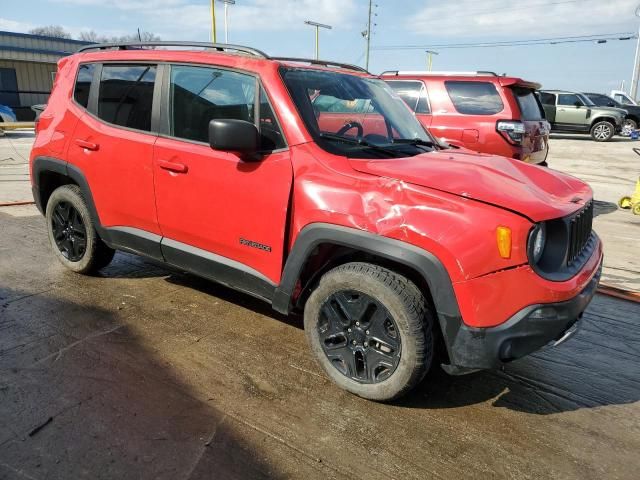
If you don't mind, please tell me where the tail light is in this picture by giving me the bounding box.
[496,120,525,145]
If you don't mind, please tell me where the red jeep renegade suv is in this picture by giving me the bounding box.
[382,71,550,165]
[30,42,602,401]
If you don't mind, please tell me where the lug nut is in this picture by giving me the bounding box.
[366,330,369,335]
[352,340,356,345]
[347,328,352,332]
[355,322,360,326]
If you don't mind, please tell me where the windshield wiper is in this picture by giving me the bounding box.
[318,133,399,156]
[391,138,438,150]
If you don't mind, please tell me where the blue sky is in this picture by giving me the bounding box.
[2,0,640,93]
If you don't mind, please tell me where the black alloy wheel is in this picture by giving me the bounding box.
[51,201,87,262]
[318,290,401,384]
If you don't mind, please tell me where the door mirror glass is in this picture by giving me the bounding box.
[208,118,259,156]
[574,101,582,108]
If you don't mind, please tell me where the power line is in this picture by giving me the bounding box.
[373,33,637,51]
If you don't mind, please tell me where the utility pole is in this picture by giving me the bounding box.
[210,0,217,43]
[221,0,235,43]
[426,50,439,71]
[632,5,640,99]
[365,0,373,71]
[304,20,332,60]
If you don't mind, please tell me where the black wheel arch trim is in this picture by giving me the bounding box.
[32,156,164,261]
[273,223,465,359]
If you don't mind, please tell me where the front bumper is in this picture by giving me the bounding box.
[443,259,602,374]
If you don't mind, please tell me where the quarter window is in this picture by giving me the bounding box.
[98,64,157,131]
[445,81,504,115]
[386,81,430,114]
[74,63,95,109]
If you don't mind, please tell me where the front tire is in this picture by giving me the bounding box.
[590,121,615,142]
[304,262,433,401]
[622,118,637,137]
[46,184,115,274]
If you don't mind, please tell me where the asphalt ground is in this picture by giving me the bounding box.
[0,131,639,479]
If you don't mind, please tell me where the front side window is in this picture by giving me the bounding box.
[386,80,430,114]
[557,94,581,106]
[98,64,157,131]
[169,65,285,150]
[74,63,95,108]
[445,81,504,115]
[585,94,609,107]
[280,67,434,159]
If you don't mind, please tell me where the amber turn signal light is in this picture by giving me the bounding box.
[496,226,512,259]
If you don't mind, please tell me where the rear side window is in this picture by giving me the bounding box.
[557,94,580,106]
[512,87,543,120]
[539,92,556,105]
[445,81,504,115]
[98,64,157,131]
[386,81,430,114]
[74,63,95,108]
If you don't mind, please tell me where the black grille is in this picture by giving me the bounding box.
[567,201,593,266]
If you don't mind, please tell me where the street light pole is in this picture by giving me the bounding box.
[631,5,640,99]
[365,0,373,71]
[304,20,332,60]
[426,50,439,71]
[210,0,217,43]
[221,0,235,44]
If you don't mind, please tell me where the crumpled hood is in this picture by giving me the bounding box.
[349,149,592,222]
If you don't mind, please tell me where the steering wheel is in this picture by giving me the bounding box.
[336,121,363,138]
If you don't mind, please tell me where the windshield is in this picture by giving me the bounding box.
[280,67,436,158]
[577,93,595,107]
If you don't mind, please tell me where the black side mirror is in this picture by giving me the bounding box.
[574,101,582,108]
[608,102,616,107]
[208,119,259,157]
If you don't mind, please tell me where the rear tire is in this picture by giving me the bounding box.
[590,121,614,142]
[304,262,433,401]
[45,185,115,274]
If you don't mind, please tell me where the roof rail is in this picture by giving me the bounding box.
[77,41,269,58]
[380,70,499,77]
[273,57,368,73]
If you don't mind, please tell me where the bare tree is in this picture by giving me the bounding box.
[29,25,72,39]
[77,30,161,44]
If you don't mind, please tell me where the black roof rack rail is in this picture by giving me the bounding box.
[379,70,500,77]
[77,41,269,58]
[273,57,368,73]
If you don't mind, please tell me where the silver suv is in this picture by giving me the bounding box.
[539,90,626,142]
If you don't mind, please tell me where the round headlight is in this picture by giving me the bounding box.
[531,223,546,264]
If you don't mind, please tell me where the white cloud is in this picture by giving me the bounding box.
[0,17,36,33]
[408,0,638,38]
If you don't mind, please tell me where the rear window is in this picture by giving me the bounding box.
[74,63,95,108]
[98,64,157,132]
[445,81,503,115]
[512,87,544,120]
[386,80,430,114]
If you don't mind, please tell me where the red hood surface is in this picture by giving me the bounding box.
[349,149,591,222]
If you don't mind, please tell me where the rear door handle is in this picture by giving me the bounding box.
[158,159,188,174]
[75,139,99,151]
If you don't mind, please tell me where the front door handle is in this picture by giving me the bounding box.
[75,139,99,151]
[158,159,188,174]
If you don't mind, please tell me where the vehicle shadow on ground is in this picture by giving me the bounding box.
[0,286,285,480]
[0,130,36,140]
[399,296,640,415]
[550,134,633,142]
[593,199,619,217]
